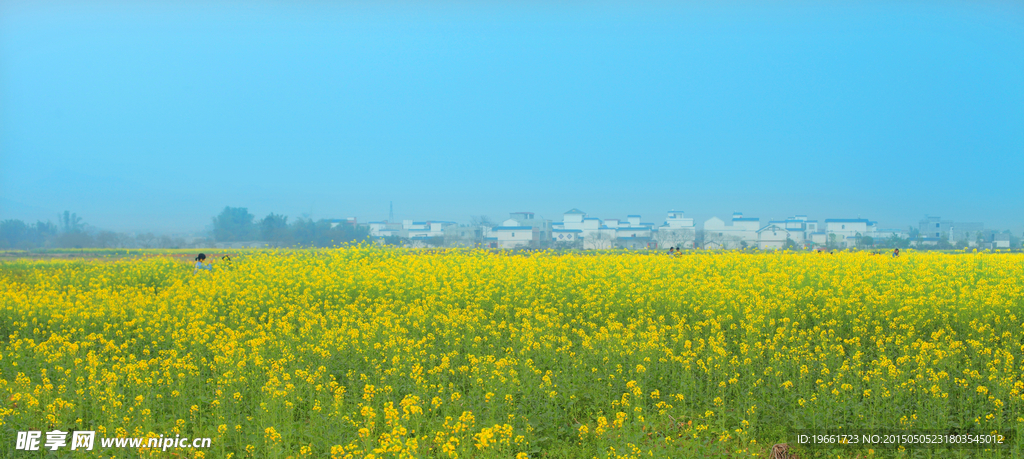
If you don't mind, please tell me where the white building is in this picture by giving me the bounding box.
[552,208,589,247]
[756,224,804,250]
[702,212,760,249]
[404,220,457,240]
[552,228,582,244]
[553,209,586,230]
[824,219,877,248]
[552,209,655,249]
[487,212,551,249]
[874,228,908,240]
[369,220,458,246]
[551,209,610,249]
[757,215,817,249]
[950,222,984,244]
[507,212,552,244]
[368,221,403,238]
[581,218,616,249]
[655,210,697,249]
[444,225,484,247]
[492,219,538,249]
[613,214,655,249]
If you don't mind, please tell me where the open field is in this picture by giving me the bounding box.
[1,248,1022,458]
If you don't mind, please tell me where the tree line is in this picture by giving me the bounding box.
[211,207,368,247]
[0,211,189,249]
[0,207,369,250]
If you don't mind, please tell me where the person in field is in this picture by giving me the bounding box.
[892,248,900,258]
[668,247,675,256]
[194,253,213,274]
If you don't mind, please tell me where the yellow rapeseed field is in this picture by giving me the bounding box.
[0,248,1022,458]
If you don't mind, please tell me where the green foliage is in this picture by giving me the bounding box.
[288,218,368,247]
[0,220,58,249]
[858,235,873,248]
[260,213,291,245]
[214,207,258,242]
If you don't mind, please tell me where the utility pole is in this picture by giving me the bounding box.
[389,201,394,223]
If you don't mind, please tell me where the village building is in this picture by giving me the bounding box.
[613,215,655,249]
[756,224,802,249]
[824,218,877,248]
[757,215,817,249]
[702,212,759,249]
[490,212,551,248]
[655,210,696,249]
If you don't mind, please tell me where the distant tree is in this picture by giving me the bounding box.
[858,235,874,248]
[444,230,463,247]
[289,218,327,247]
[655,229,693,250]
[54,231,94,249]
[0,220,29,249]
[470,216,495,228]
[585,231,614,250]
[95,231,122,248]
[907,227,922,247]
[59,211,84,233]
[158,235,185,248]
[785,236,797,249]
[703,231,725,249]
[884,235,909,249]
[135,232,157,248]
[382,235,403,247]
[288,218,367,247]
[33,221,58,246]
[553,238,581,250]
[260,213,291,246]
[827,233,839,250]
[426,236,445,248]
[330,221,368,245]
[214,207,257,242]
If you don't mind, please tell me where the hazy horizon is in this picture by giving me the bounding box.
[3,1,1022,235]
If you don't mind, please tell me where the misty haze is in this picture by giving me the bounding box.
[1,2,1022,244]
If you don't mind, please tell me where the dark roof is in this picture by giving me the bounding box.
[564,208,586,215]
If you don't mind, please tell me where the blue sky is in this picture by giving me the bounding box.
[1,1,1022,233]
